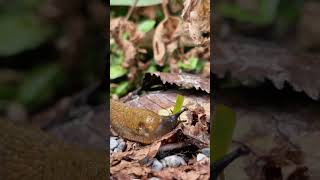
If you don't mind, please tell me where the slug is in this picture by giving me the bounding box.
[111,99,187,144]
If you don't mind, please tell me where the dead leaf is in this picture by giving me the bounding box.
[110,18,144,68]
[153,16,182,66]
[143,72,210,93]
[181,0,210,45]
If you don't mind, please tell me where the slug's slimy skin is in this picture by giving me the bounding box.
[111,99,187,144]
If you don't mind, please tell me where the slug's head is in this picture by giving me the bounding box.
[159,107,188,131]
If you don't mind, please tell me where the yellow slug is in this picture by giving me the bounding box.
[111,99,187,144]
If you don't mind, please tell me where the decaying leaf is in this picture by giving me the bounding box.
[153,16,182,66]
[110,18,144,68]
[181,0,210,45]
[214,36,320,100]
[143,72,210,93]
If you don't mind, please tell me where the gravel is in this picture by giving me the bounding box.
[196,153,207,161]
[161,155,186,168]
[151,159,163,171]
[201,148,210,157]
[110,137,119,150]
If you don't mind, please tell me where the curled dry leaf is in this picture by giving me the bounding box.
[182,103,210,144]
[111,141,161,165]
[181,0,210,46]
[110,160,151,178]
[143,72,210,93]
[110,18,144,68]
[185,46,210,61]
[153,16,182,66]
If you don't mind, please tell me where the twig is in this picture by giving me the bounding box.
[162,0,170,18]
[125,0,139,20]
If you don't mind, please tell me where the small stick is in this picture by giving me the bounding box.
[125,0,139,20]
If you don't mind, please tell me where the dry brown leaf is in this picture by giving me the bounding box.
[181,0,210,45]
[153,16,182,66]
[185,46,210,61]
[110,160,151,178]
[110,18,144,68]
[111,142,161,165]
[143,72,210,93]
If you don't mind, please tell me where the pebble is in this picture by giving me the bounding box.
[148,177,160,180]
[161,155,186,168]
[201,148,210,157]
[196,153,207,161]
[151,159,163,171]
[110,137,119,150]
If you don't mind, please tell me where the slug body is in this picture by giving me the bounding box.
[111,99,186,144]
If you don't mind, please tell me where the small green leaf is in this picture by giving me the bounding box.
[115,81,129,96]
[138,20,156,33]
[178,57,199,71]
[110,0,162,7]
[147,65,157,73]
[110,65,128,80]
[212,104,236,161]
[173,94,184,114]
[122,32,129,40]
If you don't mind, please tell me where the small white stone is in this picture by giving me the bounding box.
[201,148,210,157]
[148,177,161,180]
[116,141,126,152]
[110,137,119,150]
[151,159,163,171]
[161,155,186,168]
[197,153,207,161]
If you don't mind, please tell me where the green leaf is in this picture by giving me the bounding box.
[0,15,54,56]
[138,20,156,33]
[110,65,128,80]
[16,63,65,109]
[147,65,157,73]
[110,0,162,7]
[122,32,129,40]
[173,94,184,114]
[115,81,129,96]
[178,57,199,71]
[212,104,236,161]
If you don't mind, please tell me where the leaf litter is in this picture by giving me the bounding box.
[110,0,211,178]
[110,73,210,179]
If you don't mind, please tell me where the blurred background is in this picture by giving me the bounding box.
[0,0,107,149]
[214,0,320,179]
